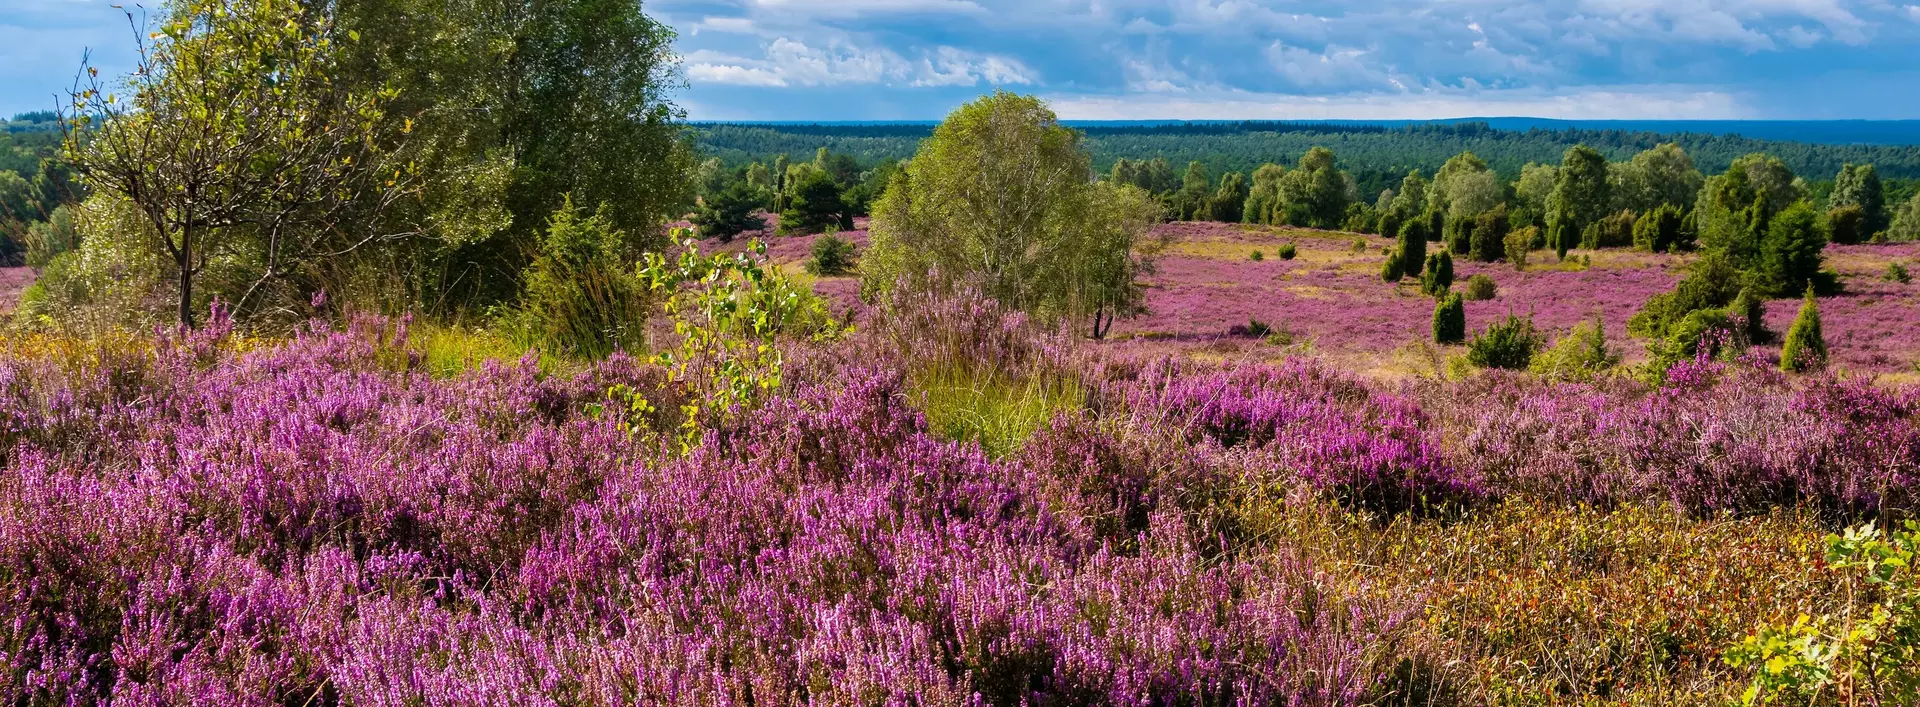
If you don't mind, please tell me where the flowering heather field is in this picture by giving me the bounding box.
[715,221,1920,380]
[4,287,1918,705]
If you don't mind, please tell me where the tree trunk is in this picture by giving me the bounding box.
[177,227,195,329]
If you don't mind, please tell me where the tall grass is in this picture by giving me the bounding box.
[912,364,1082,458]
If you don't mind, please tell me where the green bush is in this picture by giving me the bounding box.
[1730,522,1920,705]
[1463,274,1497,301]
[1469,204,1509,263]
[1629,251,1746,340]
[1730,286,1773,345]
[1651,308,1742,376]
[1633,204,1684,253]
[1756,201,1832,297]
[1420,250,1454,296]
[1398,218,1427,276]
[1249,249,1264,262]
[806,232,858,276]
[1779,287,1827,373]
[691,181,768,243]
[1888,261,1912,284]
[1581,209,1636,249]
[1466,313,1544,369]
[1380,248,1405,282]
[1504,226,1536,270]
[1826,203,1867,245]
[507,197,649,359]
[1432,292,1465,344]
[1277,242,1297,260]
[1529,315,1620,380]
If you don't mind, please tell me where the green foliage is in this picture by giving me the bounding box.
[915,366,1081,459]
[1467,313,1545,370]
[1530,315,1621,380]
[65,0,414,326]
[1613,142,1705,214]
[506,198,648,359]
[1277,242,1297,260]
[1432,292,1466,344]
[1463,274,1497,301]
[1729,522,1920,705]
[1581,209,1637,249]
[1398,214,1428,276]
[1887,261,1912,284]
[639,237,840,449]
[864,93,1165,338]
[1650,307,1743,376]
[1276,146,1352,229]
[777,170,849,236]
[1698,153,1803,263]
[1756,201,1832,297]
[23,204,78,268]
[1893,191,1920,241]
[1470,204,1510,263]
[1779,288,1827,373]
[1445,212,1474,255]
[1249,250,1264,262]
[1549,144,1612,239]
[1826,204,1867,246]
[1633,204,1686,253]
[692,181,768,243]
[1830,163,1889,236]
[1208,171,1249,223]
[1630,251,1747,341]
[1504,226,1536,270]
[1381,248,1406,283]
[1731,286,1774,345]
[1420,250,1454,296]
[806,232,857,276]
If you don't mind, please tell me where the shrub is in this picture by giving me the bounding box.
[1249,249,1264,261]
[777,170,850,236]
[1229,317,1274,338]
[1632,204,1684,253]
[1445,212,1473,254]
[1277,242,1297,260]
[1421,250,1454,296]
[1730,522,1920,705]
[1350,236,1367,253]
[1380,248,1405,282]
[1756,200,1831,297]
[1779,287,1826,373]
[691,181,768,243]
[1504,226,1536,270]
[1398,218,1427,276]
[1462,274,1497,301]
[807,232,858,276]
[1466,313,1544,370]
[1469,204,1509,263]
[1529,315,1620,380]
[1581,209,1636,249]
[1651,307,1742,375]
[23,204,78,268]
[1433,292,1466,344]
[508,198,649,359]
[1888,261,1912,284]
[1730,286,1773,345]
[1826,203,1866,245]
[1629,251,1745,340]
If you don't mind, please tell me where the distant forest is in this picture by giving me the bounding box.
[695,121,1920,198]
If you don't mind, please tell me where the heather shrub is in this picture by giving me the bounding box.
[1528,315,1620,380]
[1432,292,1465,344]
[1466,314,1544,370]
[805,230,857,276]
[1277,242,1297,259]
[1462,274,1496,301]
[1779,287,1827,373]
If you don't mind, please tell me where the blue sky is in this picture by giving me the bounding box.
[7,0,1920,121]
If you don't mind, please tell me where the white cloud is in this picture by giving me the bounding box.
[750,0,985,17]
[1908,4,1920,21]
[692,17,757,35]
[688,63,789,86]
[1046,86,1752,121]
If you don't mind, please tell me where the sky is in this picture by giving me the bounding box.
[6,0,1920,121]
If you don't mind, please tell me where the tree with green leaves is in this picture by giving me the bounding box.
[1208,172,1249,223]
[1826,205,1866,246]
[1277,147,1351,229]
[1755,200,1830,297]
[1612,143,1703,214]
[1398,215,1427,277]
[864,91,1165,336]
[1547,144,1611,253]
[1779,287,1827,372]
[777,170,849,236]
[1470,204,1510,263]
[1633,204,1685,253]
[692,181,767,243]
[1514,163,1557,222]
[1429,151,1489,216]
[1696,153,1802,263]
[1243,163,1286,224]
[1892,191,1920,241]
[64,0,413,327]
[1830,163,1888,237]
[1421,249,1454,296]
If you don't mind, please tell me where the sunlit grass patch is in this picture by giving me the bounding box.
[412,322,558,377]
[911,364,1082,458]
